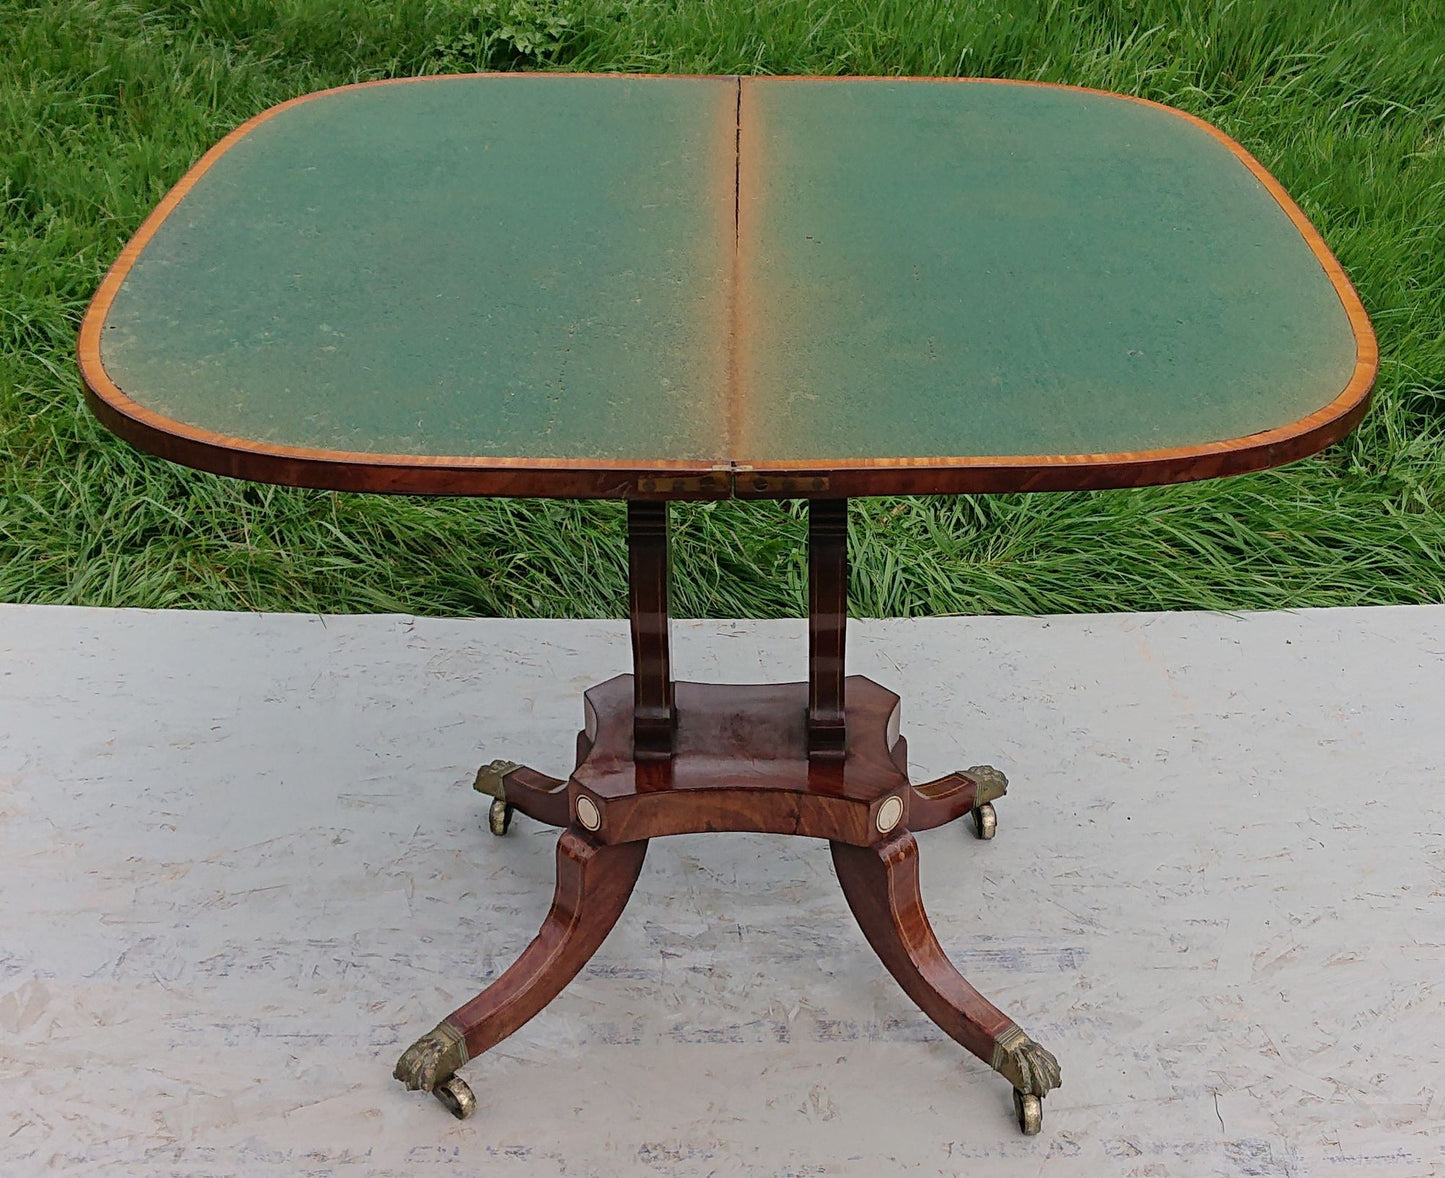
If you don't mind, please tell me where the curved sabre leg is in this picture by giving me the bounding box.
[395,828,648,1117]
[474,760,570,832]
[830,831,1060,1134]
[909,765,1008,838]
[909,771,976,831]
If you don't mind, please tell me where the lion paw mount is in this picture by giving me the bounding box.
[966,765,1008,807]
[473,759,519,801]
[990,1024,1062,1097]
[394,1021,468,1092]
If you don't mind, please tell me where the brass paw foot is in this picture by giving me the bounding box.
[476,759,520,836]
[394,1021,469,1094]
[966,764,1008,806]
[966,765,1007,840]
[473,759,520,800]
[991,1024,1060,1135]
[991,1024,1061,1095]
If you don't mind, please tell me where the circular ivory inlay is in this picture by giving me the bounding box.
[876,795,904,834]
[576,795,602,831]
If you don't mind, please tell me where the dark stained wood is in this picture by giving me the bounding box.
[808,499,849,756]
[443,828,647,1061]
[445,674,1037,1100]
[628,501,676,758]
[908,769,979,831]
[831,830,1015,1067]
[81,71,1385,1125]
[570,675,910,845]
[84,376,1373,499]
[729,393,1373,498]
[88,393,734,499]
[498,765,570,828]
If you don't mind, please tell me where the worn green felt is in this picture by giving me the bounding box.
[100,76,1359,471]
[100,75,736,461]
[738,80,1358,461]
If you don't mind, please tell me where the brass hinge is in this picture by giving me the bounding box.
[741,474,831,496]
[635,474,730,495]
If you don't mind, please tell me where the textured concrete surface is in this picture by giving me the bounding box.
[0,603,1440,1177]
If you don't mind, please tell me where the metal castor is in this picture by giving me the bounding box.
[1013,1089,1042,1135]
[434,1074,477,1120]
[971,801,997,840]
[488,797,514,836]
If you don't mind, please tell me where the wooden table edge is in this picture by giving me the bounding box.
[77,71,1378,502]
[731,388,1374,498]
[79,365,1373,499]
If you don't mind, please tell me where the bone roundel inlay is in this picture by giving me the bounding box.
[576,795,602,831]
[876,795,904,834]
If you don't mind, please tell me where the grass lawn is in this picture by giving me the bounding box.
[2,0,1442,619]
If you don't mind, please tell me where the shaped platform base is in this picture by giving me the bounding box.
[395,675,1061,1132]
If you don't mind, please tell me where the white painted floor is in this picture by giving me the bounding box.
[0,603,1441,1177]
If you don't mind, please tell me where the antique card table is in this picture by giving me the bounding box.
[79,74,1375,1136]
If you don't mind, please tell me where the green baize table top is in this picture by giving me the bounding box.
[81,75,1373,499]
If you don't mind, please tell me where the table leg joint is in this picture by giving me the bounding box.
[474,760,569,829]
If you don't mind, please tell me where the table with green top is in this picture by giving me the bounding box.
[80,74,1374,1137]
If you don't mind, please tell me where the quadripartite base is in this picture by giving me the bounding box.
[396,675,1061,1133]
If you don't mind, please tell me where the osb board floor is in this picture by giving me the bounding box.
[1,604,1440,1177]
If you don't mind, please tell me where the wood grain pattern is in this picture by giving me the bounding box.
[907,769,980,832]
[498,765,570,828]
[443,828,647,1061]
[807,499,848,756]
[570,675,910,846]
[628,501,676,758]
[831,830,1016,1067]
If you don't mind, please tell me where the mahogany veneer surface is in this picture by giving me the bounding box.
[570,676,911,846]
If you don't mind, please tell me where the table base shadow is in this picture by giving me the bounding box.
[392,675,1062,1135]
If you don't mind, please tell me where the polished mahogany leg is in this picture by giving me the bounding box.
[908,764,1010,839]
[473,760,569,833]
[395,828,648,1117]
[830,830,1060,1133]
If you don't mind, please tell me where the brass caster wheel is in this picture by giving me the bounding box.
[972,801,997,840]
[1014,1089,1042,1135]
[488,797,514,836]
[434,1075,476,1120]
